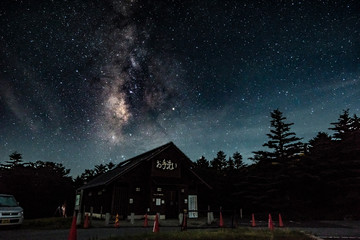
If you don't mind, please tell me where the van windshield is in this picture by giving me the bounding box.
[0,196,18,207]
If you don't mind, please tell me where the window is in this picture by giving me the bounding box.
[188,195,198,218]
[156,198,161,206]
[136,187,141,192]
[157,187,162,192]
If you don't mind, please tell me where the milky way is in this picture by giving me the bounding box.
[0,0,359,176]
[90,1,189,149]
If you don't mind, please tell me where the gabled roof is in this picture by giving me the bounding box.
[78,142,211,190]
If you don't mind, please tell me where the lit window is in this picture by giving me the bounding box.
[136,187,140,192]
[157,187,162,192]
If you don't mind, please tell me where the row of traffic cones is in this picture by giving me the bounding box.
[251,213,284,229]
[68,211,284,239]
[113,212,160,231]
[68,213,161,240]
[217,210,283,229]
[114,212,160,232]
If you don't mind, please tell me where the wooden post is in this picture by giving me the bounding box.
[105,213,110,226]
[130,213,135,224]
[179,212,183,225]
[207,205,211,225]
[76,211,82,225]
[231,210,235,228]
[83,205,86,222]
[90,207,93,226]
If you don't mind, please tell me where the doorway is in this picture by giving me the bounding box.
[166,190,178,218]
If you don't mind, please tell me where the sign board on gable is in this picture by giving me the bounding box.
[152,158,181,178]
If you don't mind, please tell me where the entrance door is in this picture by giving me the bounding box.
[166,190,178,218]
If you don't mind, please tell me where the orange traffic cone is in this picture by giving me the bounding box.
[143,213,148,227]
[251,213,256,227]
[68,214,77,240]
[114,214,120,228]
[278,213,284,227]
[83,213,90,229]
[268,214,274,230]
[153,213,159,233]
[219,210,224,227]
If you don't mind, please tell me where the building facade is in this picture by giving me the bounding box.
[77,142,211,219]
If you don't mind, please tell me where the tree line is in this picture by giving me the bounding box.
[193,109,360,220]
[0,153,115,218]
[1,108,359,219]
[0,153,74,218]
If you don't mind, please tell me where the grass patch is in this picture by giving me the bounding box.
[21,217,73,230]
[101,228,312,240]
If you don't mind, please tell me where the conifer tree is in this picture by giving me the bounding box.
[226,157,235,170]
[329,110,360,152]
[251,109,303,165]
[351,114,360,130]
[4,151,24,168]
[195,156,209,169]
[232,151,244,169]
[348,114,360,142]
[329,109,352,141]
[210,151,227,171]
[307,132,333,155]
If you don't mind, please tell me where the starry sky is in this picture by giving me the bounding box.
[1,0,359,176]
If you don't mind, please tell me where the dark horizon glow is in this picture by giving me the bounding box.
[1,0,359,176]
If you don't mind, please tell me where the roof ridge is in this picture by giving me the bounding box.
[78,142,174,190]
[122,142,174,164]
[104,142,174,184]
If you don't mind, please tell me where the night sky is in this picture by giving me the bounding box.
[1,0,359,176]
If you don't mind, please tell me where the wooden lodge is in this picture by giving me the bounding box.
[76,142,212,220]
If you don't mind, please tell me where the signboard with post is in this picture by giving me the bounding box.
[74,192,82,211]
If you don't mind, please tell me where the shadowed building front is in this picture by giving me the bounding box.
[76,142,212,220]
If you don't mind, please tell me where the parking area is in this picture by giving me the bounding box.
[0,219,359,240]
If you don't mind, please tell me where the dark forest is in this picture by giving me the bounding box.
[1,109,359,220]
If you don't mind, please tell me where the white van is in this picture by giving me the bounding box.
[0,194,24,226]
